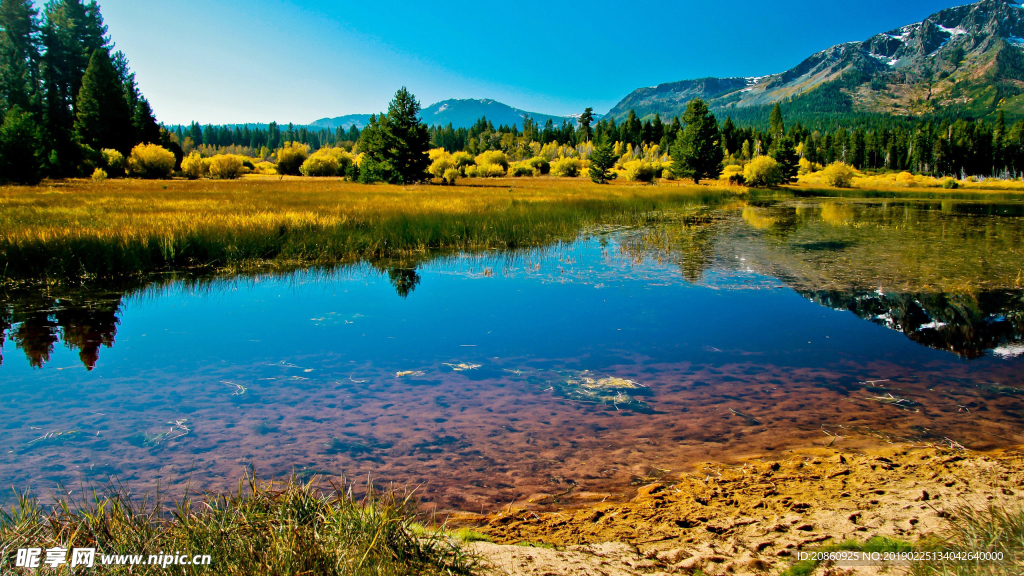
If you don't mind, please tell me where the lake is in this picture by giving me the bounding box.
[2,194,1022,513]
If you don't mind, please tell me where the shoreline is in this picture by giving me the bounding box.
[457,442,1024,575]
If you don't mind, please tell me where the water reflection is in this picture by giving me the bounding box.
[0,287,123,369]
[800,290,1024,358]
[3,197,1023,369]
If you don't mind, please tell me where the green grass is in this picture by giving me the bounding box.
[0,476,478,575]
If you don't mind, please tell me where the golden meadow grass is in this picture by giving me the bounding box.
[0,176,738,282]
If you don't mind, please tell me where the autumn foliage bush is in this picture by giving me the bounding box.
[127,144,175,179]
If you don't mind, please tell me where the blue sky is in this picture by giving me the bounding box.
[84,0,957,125]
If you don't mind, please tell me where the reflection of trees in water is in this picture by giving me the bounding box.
[802,289,1024,358]
[0,291,122,370]
[387,268,421,299]
[618,214,724,285]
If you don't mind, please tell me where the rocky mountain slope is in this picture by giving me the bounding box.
[608,0,1024,121]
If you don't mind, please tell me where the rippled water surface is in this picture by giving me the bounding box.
[3,196,1023,511]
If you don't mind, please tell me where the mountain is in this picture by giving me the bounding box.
[307,99,579,131]
[419,98,577,129]
[306,114,373,131]
[608,0,1024,122]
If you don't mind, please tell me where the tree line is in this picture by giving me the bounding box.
[0,0,167,184]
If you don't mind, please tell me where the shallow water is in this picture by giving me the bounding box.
[2,197,1023,512]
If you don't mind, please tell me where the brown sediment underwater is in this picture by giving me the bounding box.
[4,352,1022,516]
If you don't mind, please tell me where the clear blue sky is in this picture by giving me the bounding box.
[82,0,957,125]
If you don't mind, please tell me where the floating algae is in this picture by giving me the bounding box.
[396,370,426,378]
[537,370,653,412]
[868,392,920,411]
[443,363,481,372]
[129,419,190,449]
[21,429,81,453]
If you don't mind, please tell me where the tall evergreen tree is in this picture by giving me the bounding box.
[769,103,785,140]
[770,137,800,184]
[577,107,594,142]
[359,87,431,184]
[74,48,132,153]
[0,0,40,114]
[669,98,723,184]
[41,0,109,174]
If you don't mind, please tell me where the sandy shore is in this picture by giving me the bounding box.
[455,443,1024,575]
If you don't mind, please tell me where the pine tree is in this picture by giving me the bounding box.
[770,137,799,183]
[577,107,594,142]
[769,103,785,140]
[41,0,110,174]
[651,114,665,145]
[669,98,723,184]
[588,137,616,184]
[0,0,41,114]
[359,87,430,184]
[74,48,132,153]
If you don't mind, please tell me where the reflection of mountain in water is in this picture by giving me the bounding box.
[631,196,1024,359]
[0,289,122,369]
[800,289,1024,359]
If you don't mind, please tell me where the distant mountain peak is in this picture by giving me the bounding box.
[607,0,1024,121]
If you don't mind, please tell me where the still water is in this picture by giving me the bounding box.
[2,197,1023,512]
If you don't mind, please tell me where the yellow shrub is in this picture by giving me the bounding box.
[721,165,743,178]
[798,157,814,175]
[127,144,175,179]
[254,161,277,175]
[822,162,855,188]
[478,163,506,178]
[508,162,537,177]
[180,151,205,179]
[551,157,585,177]
[442,168,460,185]
[451,151,475,169]
[661,161,676,180]
[896,171,916,187]
[101,149,125,176]
[744,156,782,187]
[526,156,550,175]
[475,150,509,171]
[208,155,244,179]
[91,168,107,181]
[428,148,449,162]
[298,148,351,177]
[429,154,454,178]
[623,160,656,182]
[276,142,310,175]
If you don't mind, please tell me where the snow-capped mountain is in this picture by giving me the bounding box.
[607,0,1024,121]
